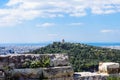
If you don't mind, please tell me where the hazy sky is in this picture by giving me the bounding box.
[0,0,120,43]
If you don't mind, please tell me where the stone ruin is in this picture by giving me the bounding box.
[74,62,120,80]
[0,54,74,80]
[0,53,120,80]
[99,62,120,75]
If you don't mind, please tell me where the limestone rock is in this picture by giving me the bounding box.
[11,66,74,79]
[99,62,120,74]
[0,54,70,69]
[50,54,69,67]
[43,66,74,79]
[0,54,74,80]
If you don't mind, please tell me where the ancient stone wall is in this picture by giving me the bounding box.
[0,54,120,80]
[74,76,107,80]
[73,62,120,80]
[11,66,74,80]
[99,62,120,74]
[0,54,70,69]
[0,54,74,80]
[73,71,120,80]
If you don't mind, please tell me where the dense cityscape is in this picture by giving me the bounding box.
[0,44,42,55]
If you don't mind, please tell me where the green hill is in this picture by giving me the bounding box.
[31,42,120,72]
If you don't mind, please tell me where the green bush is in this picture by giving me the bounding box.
[40,56,50,67]
[30,60,41,68]
[107,76,120,80]
[29,56,50,68]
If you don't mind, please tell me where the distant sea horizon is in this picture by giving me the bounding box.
[85,42,120,47]
[0,42,120,47]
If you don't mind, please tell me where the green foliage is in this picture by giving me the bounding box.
[41,56,50,67]
[22,56,50,68]
[32,42,120,72]
[107,76,120,80]
[30,60,41,68]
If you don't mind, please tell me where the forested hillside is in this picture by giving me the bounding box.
[31,42,120,72]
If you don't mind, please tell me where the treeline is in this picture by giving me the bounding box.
[31,42,120,72]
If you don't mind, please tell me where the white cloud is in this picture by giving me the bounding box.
[0,0,120,26]
[100,29,119,33]
[36,23,55,28]
[101,30,113,33]
[69,22,83,26]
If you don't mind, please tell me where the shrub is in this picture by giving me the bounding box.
[29,56,50,68]
[40,56,50,67]
[107,76,120,80]
[30,60,41,68]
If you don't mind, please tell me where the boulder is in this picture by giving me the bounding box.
[11,66,74,79]
[43,66,74,79]
[99,62,120,74]
[50,54,69,67]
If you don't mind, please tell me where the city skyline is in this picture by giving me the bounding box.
[0,0,120,43]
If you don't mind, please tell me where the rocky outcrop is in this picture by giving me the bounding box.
[99,62,120,74]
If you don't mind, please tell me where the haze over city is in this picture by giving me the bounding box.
[0,0,120,43]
